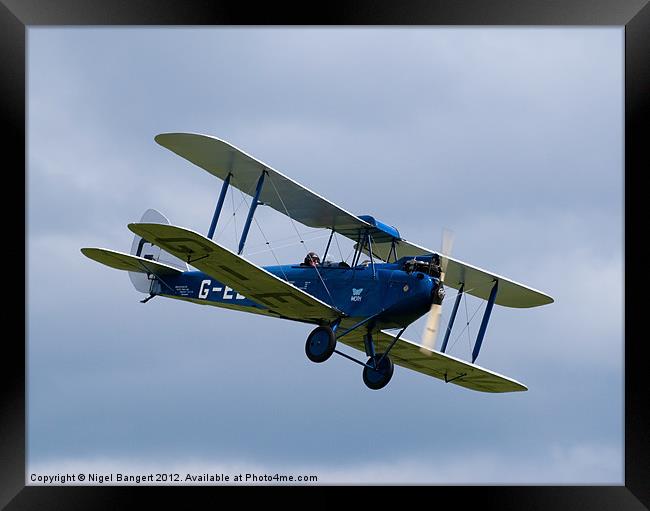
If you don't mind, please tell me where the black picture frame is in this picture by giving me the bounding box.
[3,0,647,508]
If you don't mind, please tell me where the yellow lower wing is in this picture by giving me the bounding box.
[127,223,341,323]
[340,329,527,393]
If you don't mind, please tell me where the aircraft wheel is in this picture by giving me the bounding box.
[305,326,336,363]
[362,353,394,390]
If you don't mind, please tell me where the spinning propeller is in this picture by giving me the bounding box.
[420,229,455,354]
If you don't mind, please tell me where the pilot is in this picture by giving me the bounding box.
[303,252,321,267]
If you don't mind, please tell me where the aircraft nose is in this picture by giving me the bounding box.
[413,271,435,292]
[408,272,436,305]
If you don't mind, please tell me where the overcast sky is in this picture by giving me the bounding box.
[27,27,623,484]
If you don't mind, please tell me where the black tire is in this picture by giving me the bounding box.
[362,353,394,390]
[305,326,336,363]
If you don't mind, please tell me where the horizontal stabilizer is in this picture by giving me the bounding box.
[127,222,342,323]
[81,248,183,276]
[340,329,527,393]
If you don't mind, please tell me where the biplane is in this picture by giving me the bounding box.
[82,133,553,392]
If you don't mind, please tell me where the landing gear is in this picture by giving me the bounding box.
[305,326,336,363]
[305,320,402,390]
[362,353,394,390]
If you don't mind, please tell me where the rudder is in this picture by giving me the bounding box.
[129,209,189,293]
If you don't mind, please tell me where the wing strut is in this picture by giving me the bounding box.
[207,172,232,239]
[376,327,406,366]
[388,239,398,263]
[366,231,376,278]
[238,170,266,255]
[472,280,499,363]
[440,284,464,353]
[321,229,335,262]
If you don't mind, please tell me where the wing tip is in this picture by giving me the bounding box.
[80,247,94,260]
[81,247,102,258]
[499,291,555,308]
[154,132,227,148]
[532,293,555,307]
[127,222,152,236]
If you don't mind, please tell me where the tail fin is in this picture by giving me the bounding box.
[128,209,189,293]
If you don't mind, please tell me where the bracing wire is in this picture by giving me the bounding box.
[252,216,289,282]
[445,295,485,356]
[231,182,238,246]
[213,175,250,244]
[437,279,495,357]
[234,186,289,282]
[267,174,309,244]
[333,231,345,262]
[464,291,472,354]
[243,229,330,253]
[266,173,337,307]
[344,246,354,264]
[245,232,331,257]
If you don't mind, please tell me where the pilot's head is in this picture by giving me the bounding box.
[305,252,320,267]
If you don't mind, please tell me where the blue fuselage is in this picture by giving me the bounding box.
[158,259,438,330]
